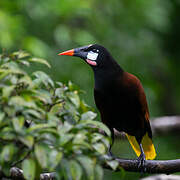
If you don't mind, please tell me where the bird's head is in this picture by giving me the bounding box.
[58,44,109,67]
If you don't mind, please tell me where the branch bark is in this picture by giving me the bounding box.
[6,158,180,179]
[151,116,180,134]
[104,158,180,174]
[9,167,56,180]
[141,174,180,180]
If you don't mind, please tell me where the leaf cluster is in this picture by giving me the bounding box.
[0,51,117,180]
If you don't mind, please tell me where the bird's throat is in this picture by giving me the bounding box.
[94,68,123,91]
[86,59,97,66]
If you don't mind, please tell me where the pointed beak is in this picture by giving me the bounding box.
[58,49,74,56]
[58,45,92,59]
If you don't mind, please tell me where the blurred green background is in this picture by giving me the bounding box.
[0,0,180,179]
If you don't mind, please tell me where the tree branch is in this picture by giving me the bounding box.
[141,174,180,180]
[5,158,180,179]
[8,167,56,180]
[151,116,180,134]
[1,116,180,179]
[11,150,31,167]
[104,158,180,174]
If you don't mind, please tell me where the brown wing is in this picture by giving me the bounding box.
[122,72,152,138]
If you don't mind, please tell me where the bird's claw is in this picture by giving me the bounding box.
[137,153,146,173]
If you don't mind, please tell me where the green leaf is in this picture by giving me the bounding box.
[73,133,86,144]
[100,137,110,149]
[58,121,73,134]
[1,164,11,177]
[19,75,33,87]
[18,60,30,66]
[38,128,59,136]
[55,87,66,98]
[28,124,55,132]
[12,51,30,59]
[119,167,126,179]
[29,57,51,68]
[56,82,63,87]
[106,160,119,170]
[68,81,78,91]
[64,101,79,119]
[24,109,42,119]
[4,107,16,117]
[94,164,103,180]
[76,156,94,180]
[9,96,37,108]
[1,62,26,75]
[22,159,36,180]
[79,120,111,137]
[73,141,92,150]
[12,116,24,132]
[91,133,104,143]
[47,113,60,126]
[2,85,15,99]
[0,71,9,80]
[81,111,97,120]
[34,89,52,104]
[0,127,15,140]
[33,71,54,87]
[19,136,34,148]
[69,160,82,180]
[0,112,5,123]
[80,100,90,113]
[67,91,80,108]
[50,103,63,114]
[59,134,74,146]
[35,144,47,168]
[60,158,72,180]
[49,150,63,170]
[0,144,14,163]
[92,143,106,154]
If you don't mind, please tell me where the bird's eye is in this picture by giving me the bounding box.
[92,49,99,53]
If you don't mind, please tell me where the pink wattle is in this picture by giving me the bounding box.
[86,59,97,66]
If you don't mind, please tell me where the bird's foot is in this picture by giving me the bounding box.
[137,153,146,173]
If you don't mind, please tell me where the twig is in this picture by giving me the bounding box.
[11,150,31,167]
[9,167,56,180]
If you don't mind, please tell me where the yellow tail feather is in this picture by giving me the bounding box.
[126,133,156,160]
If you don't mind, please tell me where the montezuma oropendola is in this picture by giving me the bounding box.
[58,44,156,168]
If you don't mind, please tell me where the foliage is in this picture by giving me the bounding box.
[0,0,180,117]
[0,1,180,179]
[0,51,116,180]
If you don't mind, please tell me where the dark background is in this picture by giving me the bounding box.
[0,0,179,179]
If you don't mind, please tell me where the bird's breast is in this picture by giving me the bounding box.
[94,81,143,129]
[94,71,149,135]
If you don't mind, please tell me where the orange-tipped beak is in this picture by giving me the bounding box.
[58,49,74,56]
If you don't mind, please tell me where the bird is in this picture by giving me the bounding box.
[58,44,156,169]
